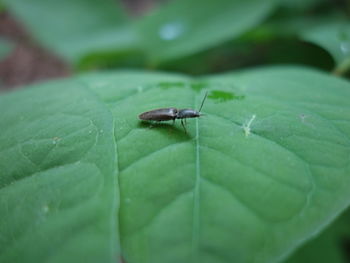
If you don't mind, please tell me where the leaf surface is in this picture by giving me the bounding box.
[78,67,350,263]
[0,81,119,263]
[1,67,350,263]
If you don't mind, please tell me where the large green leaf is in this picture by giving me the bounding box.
[1,67,350,262]
[135,0,277,64]
[78,67,350,262]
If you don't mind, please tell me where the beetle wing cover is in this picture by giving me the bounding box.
[139,108,177,121]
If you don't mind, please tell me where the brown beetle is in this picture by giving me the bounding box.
[139,92,208,132]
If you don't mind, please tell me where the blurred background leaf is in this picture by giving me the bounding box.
[0,0,349,83]
[2,0,278,68]
[2,0,138,64]
[301,19,350,75]
[279,0,327,12]
[134,0,277,64]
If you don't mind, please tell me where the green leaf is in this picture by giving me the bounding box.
[240,13,350,74]
[0,1,5,13]
[300,19,350,74]
[0,81,120,263]
[78,67,350,262]
[1,67,350,263]
[135,0,277,64]
[284,207,350,263]
[279,0,327,11]
[2,0,137,63]
[3,0,277,67]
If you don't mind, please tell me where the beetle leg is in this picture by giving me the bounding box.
[181,119,187,133]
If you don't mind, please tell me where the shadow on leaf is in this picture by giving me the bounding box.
[137,121,191,140]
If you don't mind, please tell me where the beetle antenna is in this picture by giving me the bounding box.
[198,91,208,112]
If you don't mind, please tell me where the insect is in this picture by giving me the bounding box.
[138,92,208,132]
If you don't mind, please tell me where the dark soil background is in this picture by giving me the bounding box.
[0,12,71,91]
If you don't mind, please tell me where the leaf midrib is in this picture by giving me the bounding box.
[191,93,201,263]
